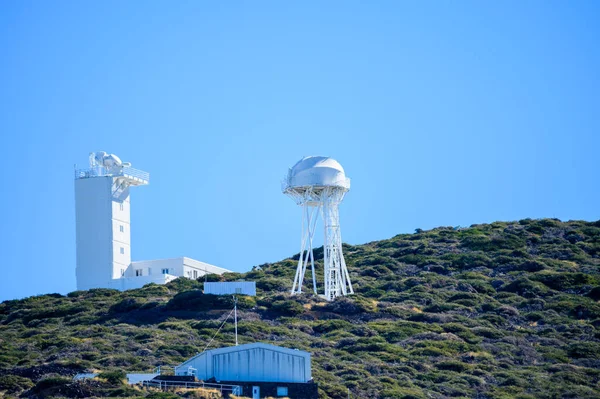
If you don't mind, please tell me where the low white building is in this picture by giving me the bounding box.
[75,152,230,291]
[204,281,256,296]
[175,343,311,383]
[107,257,230,291]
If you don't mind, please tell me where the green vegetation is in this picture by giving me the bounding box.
[1,219,600,398]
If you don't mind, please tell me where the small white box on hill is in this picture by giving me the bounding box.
[204,281,256,296]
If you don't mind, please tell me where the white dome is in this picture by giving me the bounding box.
[286,156,350,189]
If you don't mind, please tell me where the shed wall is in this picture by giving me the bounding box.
[213,347,307,383]
[175,344,311,383]
[204,282,256,296]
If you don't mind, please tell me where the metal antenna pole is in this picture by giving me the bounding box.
[233,296,238,346]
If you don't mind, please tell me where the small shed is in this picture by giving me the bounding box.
[174,342,310,383]
[204,281,256,296]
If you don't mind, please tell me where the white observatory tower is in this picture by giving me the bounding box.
[74,152,149,290]
[283,156,354,301]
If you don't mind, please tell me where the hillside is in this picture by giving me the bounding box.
[1,218,600,399]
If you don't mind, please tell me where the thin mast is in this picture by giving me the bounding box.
[233,296,238,346]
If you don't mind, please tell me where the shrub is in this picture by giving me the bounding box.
[435,360,471,372]
[461,235,525,252]
[472,327,504,339]
[501,278,548,298]
[146,392,181,399]
[322,297,376,314]
[271,300,304,316]
[381,387,426,399]
[166,291,233,311]
[410,347,446,357]
[109,298,145,313]
[98,370,126,384]
[314,319,353,333]
[30,377,71,394]
[567,342,600,359]
[256,278,289,292]
[0,375,33,393]
[531,272,595,291]
[587,287,600,301]
[444,252,493,270]
[106,386,143,397]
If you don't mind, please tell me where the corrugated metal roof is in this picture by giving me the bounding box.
[179,342,308,366]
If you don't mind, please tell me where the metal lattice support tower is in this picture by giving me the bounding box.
[322,188,353,300]
[290,192,319,296]
[283,156,354,301]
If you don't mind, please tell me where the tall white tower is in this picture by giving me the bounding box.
[74,152,149,290]
[283,156,354,301]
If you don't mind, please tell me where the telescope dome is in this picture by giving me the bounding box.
[287,156,350,189]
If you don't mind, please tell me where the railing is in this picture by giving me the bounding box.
[120,166,150,182]
[142,379,242,395]
[282,176,351,192]
[74,166,149,182]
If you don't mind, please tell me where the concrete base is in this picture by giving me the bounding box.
[220,380,319,399]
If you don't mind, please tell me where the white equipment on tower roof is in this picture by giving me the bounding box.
[282,156,354,301]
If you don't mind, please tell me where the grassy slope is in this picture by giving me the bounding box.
[1,218,600,399]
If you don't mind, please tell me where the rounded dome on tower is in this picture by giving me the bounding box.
[285,156,350,190]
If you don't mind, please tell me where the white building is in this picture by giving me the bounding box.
[74,152,230,291]
[175,343,311,383]
[204,281,256,296]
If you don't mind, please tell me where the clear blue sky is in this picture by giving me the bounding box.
[1,1,598,302]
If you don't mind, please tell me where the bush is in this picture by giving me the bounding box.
[501,278,548,298]
[381,387,426,399]
[146,392,181,399]
[166,291,233,311]
[532,272,595,291]
[271,300,304,316]
[444,252,492,270]
[256,278,289,292]
[567,342,600,359]
[472,327,504,339]
[435,360,471,372]
[322,297,376,314]
[98,370,126,384]
[109,298,145,313]
[587,287,600,301]
[314,319,353,333]
[0,375,33,393]
[30,377,72,394]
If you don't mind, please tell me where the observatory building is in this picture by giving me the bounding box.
[74,152,229,291]
[174,342,317,399]
[283,156,354,301]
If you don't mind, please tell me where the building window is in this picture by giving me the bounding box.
[276,387,288,397]
[162,268,169,275]
[119,225,124,233]
[121,269,125,277]
[120,247,124,254]
[119,203,124,211]
[148,268,152,275]
[193,270,198,279]
[235,287,242,294]
[135,269,143,276]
